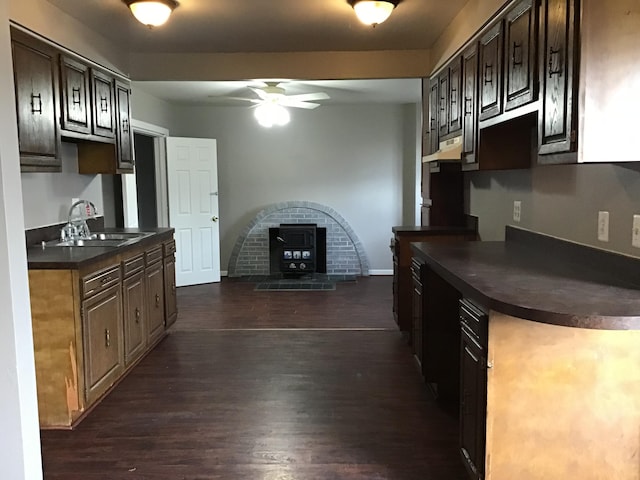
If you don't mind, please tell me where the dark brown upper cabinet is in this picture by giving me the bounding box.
[438,69,450,138]
[90,69,116,139]
[478,21,504,121]
[11,28,61,172]
[115,80,134,173]
[448,56,463,134]
[427,77,440,154]
[538,0,579,156]
[461,43,479,169]
[60,55,91,135]
[504,0,538,112]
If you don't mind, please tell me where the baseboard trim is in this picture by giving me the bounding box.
[369,269,393,276]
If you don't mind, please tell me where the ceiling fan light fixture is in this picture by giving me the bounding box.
[350,0,398,26]
[254,103,291,128]
[124,0,178,28]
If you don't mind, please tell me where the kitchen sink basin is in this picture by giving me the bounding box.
[44,231,155,248]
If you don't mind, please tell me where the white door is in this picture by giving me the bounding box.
[166,137,220,286]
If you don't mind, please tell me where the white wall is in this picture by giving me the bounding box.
[21,143,104,229]
[130,87,174,130]
[0,0,43,476]
[168,103,415,272]
[467,163,640,258]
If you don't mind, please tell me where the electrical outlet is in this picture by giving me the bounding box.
[598,211,609,242]
[632,215,640,248]
[513,201,521,223]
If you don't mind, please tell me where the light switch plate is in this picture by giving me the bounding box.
[632,215,640,248]
[598,211,609,242]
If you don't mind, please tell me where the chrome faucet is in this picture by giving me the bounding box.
[61,200,98,241]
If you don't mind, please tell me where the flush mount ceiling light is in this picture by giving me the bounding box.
[123,0,179,28]
[349,0,399,26]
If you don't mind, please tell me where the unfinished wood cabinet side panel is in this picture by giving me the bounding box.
[29,269,85,428]
[486,312,640,480]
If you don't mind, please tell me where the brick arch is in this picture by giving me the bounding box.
[227,201,369,277]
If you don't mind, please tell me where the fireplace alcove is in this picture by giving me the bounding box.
[227,201,369,277]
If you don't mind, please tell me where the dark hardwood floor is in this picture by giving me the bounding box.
[40,276,467,480]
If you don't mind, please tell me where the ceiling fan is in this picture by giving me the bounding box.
[212,81,331,110]
[210,81,331,127]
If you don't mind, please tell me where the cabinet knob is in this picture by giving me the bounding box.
[135,307,141,323]
[105,329,111,348]
[155,293,160,307]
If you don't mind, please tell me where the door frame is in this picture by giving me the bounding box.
[128,119,170,228]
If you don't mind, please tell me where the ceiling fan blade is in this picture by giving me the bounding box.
[249,87,269,99]
[206,96,262,105]
[278,100,321,110]
[282,92,330,102]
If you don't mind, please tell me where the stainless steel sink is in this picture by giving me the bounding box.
[44,231,155,248]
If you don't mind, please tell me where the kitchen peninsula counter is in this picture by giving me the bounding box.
[411,226,640,480]
[411,226,640,329]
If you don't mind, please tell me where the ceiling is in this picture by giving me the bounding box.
[45,0,468,105]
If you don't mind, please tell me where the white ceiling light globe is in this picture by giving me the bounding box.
[129,1,173,27]
[353,1,395,26]
[254,103,290,128]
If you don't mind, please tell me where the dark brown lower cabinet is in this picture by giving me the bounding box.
[146,258,166,345]
[411,257,425,367]
[459,299,488,480]
[122,269,146,366]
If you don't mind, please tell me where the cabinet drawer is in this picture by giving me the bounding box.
[163,239,176,257]
[82,265,120,299]
[122,253,144,278]
[145,245,163,266]
[459,298,488,348]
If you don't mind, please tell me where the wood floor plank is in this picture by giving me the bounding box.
[40,277,466,479]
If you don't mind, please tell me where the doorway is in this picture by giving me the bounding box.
[134,132,158,229]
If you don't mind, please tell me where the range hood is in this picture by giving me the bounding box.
[422,135,463,162]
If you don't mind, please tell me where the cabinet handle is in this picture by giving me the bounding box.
[100,96,108,113]
[439,96,445,112]
[121,118,129,133]
[548,46,563,78]
[155,293,160,307]
[100,276,112,285]
[105,329,111,348]
[72,87,81,106]
[171,283,176,294]
[512,41,523,66]
[464,97,472,116]
[135,307,141,323]
[450,87,457,105]
[30,93,42,114]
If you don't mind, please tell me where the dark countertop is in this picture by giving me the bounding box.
[27,228,174,269]
[412,237,640,330]
[392,225,476,235]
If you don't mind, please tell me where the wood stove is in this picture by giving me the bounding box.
[275,223,316,274]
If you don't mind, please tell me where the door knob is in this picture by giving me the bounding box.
[211,216,218,222]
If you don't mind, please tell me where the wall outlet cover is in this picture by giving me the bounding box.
[632,215,640,248]
[513,200,522,223]
[598,211,609,242]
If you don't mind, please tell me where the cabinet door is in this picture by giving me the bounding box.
[438,70,450,137]
[115,80,134,172]
[460,326,487,480]
[504,0,538,111]
[82,284,124,404]
[146,261,165,344]
[539,0,578,154]
[11,33,60,171]
[462,43,479,166]
[478,21,504,121]
[421,78,430,156]
[428,77,440,154]
[91,69,115,139]
[60,55,91,135]
[411,262,423,365]
[164,255,178,328]
[448,57,463,133]
[123,271,146,365]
